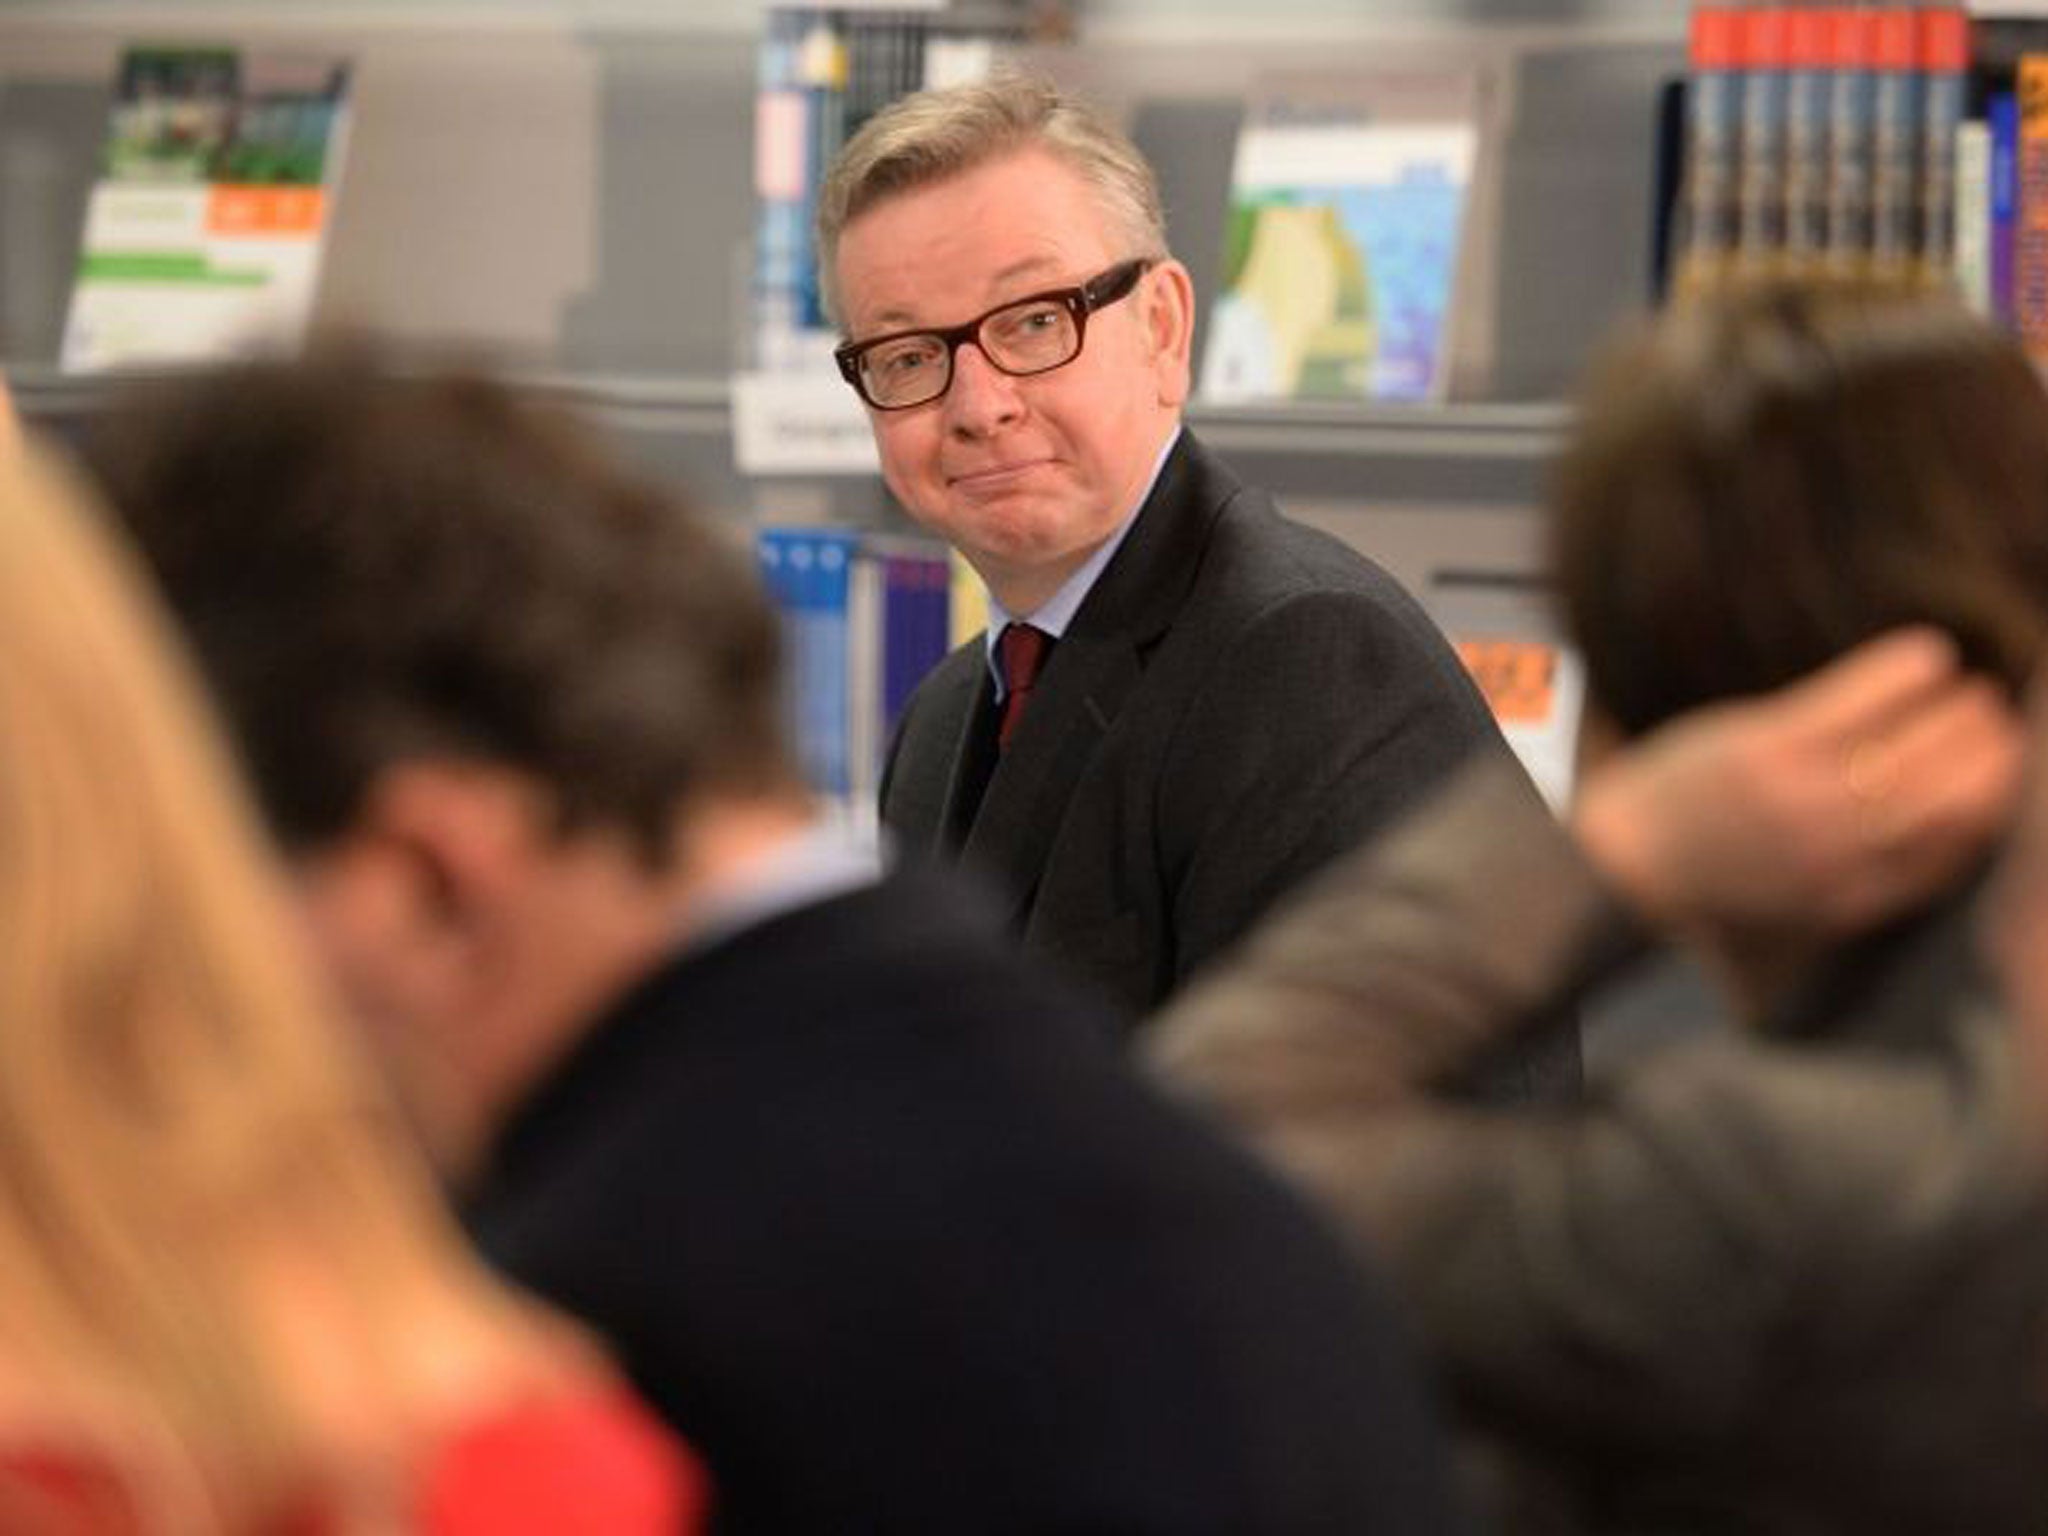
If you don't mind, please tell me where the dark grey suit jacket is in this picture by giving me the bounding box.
[882,432,1549,1042]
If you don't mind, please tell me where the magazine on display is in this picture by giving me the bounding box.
[1199,69,1483,407]
[62,45,352,371]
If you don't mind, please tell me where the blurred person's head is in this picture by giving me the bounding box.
[1552,282,2048,1008]
[0,441,587,1524]
[92,348,805,1177]
[820,71,1195,614]
[1553,281,2048,743]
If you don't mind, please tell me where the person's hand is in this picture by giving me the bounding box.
[1572,627,2023,940]
[1981,680,2048,1091]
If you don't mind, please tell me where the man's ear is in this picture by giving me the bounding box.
[1142,258,1197,409]
[303,761,553,1029]
[354,761,552,946]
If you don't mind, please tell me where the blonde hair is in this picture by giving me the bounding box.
[0,443,544,1526]
[815,68,1170,325]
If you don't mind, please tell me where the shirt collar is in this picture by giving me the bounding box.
[984,425,1180,699]
[681,813,883,956]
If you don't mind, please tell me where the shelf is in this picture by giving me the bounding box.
[11,363,1564,457]
[1184,398,1568,465]
[7,364,1567,520]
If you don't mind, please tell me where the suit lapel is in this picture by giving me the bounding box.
[960,431,1240,922]
[963,629,1142,923]
[884,645,997,858]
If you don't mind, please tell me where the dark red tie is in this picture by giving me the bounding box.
[997,622,1053,750]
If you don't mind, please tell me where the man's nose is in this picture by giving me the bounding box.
[943,339,1025,435]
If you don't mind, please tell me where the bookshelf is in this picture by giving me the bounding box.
[6,363,1565,517]
[0,0,1704,1069]
[0,0,1643,796]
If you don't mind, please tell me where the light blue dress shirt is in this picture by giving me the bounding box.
[982,425,1182,700]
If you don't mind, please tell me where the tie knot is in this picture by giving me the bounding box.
[999,622,1052,698]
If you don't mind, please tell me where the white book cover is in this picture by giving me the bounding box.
[1955,118,1993,317]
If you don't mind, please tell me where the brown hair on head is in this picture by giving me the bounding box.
[1551,280,2048,739]
[815,67,1169,327]
[89,344,795,864]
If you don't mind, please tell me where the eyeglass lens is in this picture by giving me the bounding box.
[857,295,1080,409]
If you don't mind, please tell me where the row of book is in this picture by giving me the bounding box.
[756,526,985,812]
[1675,2,1971,294]
[753,8,998,369]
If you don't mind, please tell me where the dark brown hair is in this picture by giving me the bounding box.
[1551,282,2048,738]
[90,347,793,861]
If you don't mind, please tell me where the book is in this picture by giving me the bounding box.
[1956,115,1995,312]
[758,526,856,800]
[61,45,351,372]
[1991,91,2021,322]
[2016,52,2048,363]
[1199,72,1481,406]
[1676,5,1747,295]
[1869,2,1925,279]
[1452,636,1585,813]
[1736,3,1793,273]
[1825,3,1880,275]
[1915,2,1971,284]
[948,549,989,650]
[1784,3,1838,270]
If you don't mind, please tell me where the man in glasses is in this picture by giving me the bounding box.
[820,73,1571,1090]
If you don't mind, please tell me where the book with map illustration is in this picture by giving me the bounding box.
[1199,71,1482,406]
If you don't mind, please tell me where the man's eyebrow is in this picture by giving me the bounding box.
[989,254,1066,287]
[862,257,1071,332]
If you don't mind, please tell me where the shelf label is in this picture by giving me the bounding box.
[732,371,880,475]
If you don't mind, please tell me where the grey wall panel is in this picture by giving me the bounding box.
[0,78,103,361]
[1491,42,1680,398]
[560,32,758,376]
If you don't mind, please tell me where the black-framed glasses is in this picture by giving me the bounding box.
[835,258,1153,411]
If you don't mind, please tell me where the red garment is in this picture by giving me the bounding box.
[407,1389,707,1535]
[0,1389,708,1535]
[0,1450,144,1535]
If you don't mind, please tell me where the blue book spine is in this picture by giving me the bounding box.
[1869,2,1923,275]
[1784,5,1835,266]
[1827,4,1878,270]
[1991,92,2020,324]
[755,527,806,779]
[795,14,847,330]
[1737,5,1791,270]
[807,531,856,798]
[1914,3,1969,279]
[1680,5,1746,293]
[882,553,916,732]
